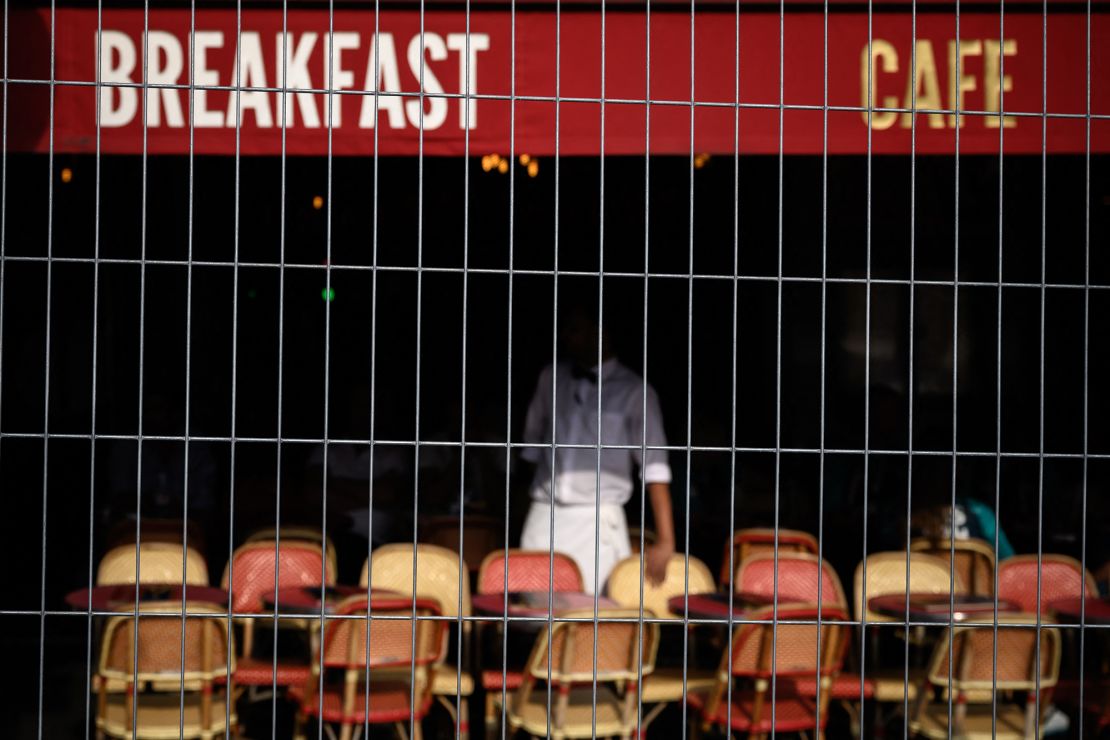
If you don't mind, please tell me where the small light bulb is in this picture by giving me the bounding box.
[519,154,531,166]
[60,167,73,183]
[527,160,539,178]
[481,155,493,172]
[497,159,509,174]
[312,195,324,210]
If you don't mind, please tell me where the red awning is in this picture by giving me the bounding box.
[5,4,1108,155]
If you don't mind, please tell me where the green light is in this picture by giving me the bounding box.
[321,287,335,302]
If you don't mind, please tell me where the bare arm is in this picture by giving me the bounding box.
[644,481,676,585]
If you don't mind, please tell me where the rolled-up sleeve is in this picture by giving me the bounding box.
[630,383,671,484]
[520,366,551,464]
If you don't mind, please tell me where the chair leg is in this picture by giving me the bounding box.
[459,694,470,740]
[396,721,410,740]
[412,721,424,740]
[485,693,498,740]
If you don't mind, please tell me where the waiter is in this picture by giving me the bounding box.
[518,304,676,594]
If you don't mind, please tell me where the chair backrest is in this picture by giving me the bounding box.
[854,551,961,623]
[97,543,209,586]
[99,601,233,683]
[525,609,660,684]
[925,615,1061,692]
[319,595,446,671]
[606,553,715,619]
[727,603,848,679]
[220,540,333,615]
[997,554,1098,614]
[736,553,848,608]
[477,549,584,595]
[244,526,338,576]
[911,537,996,597]
[719,528,819,586]
[421,515,503,573]
[360,543,471,619]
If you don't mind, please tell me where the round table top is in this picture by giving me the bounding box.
[666,591,784,620]
[65,583,229,611]
[868,593,1022,623]
[472,591,618,619]
[1049,596,1110,624]
[261,586,412,615]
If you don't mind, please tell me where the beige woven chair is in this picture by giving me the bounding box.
[94,601,236,739]
[361,543,473,739]
[492,608,659,740]
[853,551,963,704]
[606,554,717,732]
[909,615,1061,739]
[97,543,209,586]
[910,537,996,597]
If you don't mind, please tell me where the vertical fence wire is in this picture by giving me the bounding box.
[80,0,104,734]
[34,0,56,733]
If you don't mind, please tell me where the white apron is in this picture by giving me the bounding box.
[520,500,630,594]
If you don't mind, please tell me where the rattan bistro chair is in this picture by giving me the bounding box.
[361,543,474,739]
[244,526,339,578]
[607,553,717,732]
[719,528,819,588]
[477,548,585,739]
[97,542,209,586]
[221,539,332,690]
[735,552,849,608]
[491,608,660,740]
[997,554,1098,614]
[853,551,962,705]
[909,615,1062,739]
[910,537,997,597]
[94,601,237,739]
[292,595,446,740]
[687,604,848,739]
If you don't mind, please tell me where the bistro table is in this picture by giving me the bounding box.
[261,585,418,617]
[65,583,229,611]
[666,591,783,621]
[1049,596,1110,625]
[868,593,1023,623]
[472,591,618,620]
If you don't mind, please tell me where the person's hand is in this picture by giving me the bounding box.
[644,540,675,587]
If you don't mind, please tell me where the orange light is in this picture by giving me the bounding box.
[60,167,73,183]
[527,160,539,178]
[693,153,711,170]
[497,159,509,174]
[312,195,324,210]
[519,154,531,166]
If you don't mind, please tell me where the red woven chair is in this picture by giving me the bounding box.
[477,549,584,739]
[997,554,1098,614]
[687,603,849,738]
[220,539,334,690]
[735,552,848,608]
[292,595,446,740]
[476,548,584,595]
[720,528,820,588]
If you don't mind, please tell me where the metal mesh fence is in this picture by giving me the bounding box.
[0,0,1107,737]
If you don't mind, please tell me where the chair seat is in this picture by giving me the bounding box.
[640,667,717,703]
[481,669,524,692]
[868,667,923,702]
[292,681,434,724]
[911,702,1034,739]
[791,672,876,700]
[232,656,311,687]
[98,692,233,739]
[433,665,474,696]
[509,685,631,739]
[688,684,824,733]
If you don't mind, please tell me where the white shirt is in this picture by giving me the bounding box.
[520,359,672,506]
